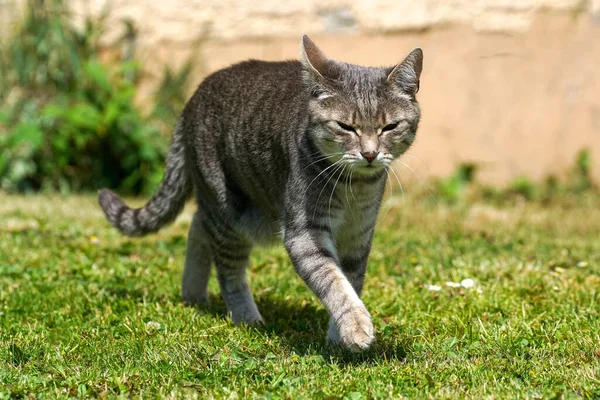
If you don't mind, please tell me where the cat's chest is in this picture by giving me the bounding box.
[337,178,383,213]
[331,180,383,234]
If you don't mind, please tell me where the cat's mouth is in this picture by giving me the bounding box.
[353,162,386,174]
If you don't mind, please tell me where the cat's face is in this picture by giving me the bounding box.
[301,36,422,175]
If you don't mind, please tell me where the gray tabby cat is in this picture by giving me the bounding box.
[99,36,422,351]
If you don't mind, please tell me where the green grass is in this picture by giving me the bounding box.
[1,191,600,398]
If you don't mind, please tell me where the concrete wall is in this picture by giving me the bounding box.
[3,1,600,184]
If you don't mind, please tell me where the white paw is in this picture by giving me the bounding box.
[329,307,374,352]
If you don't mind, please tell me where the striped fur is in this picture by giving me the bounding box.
[98,36,423,351]
[98,121,191,236]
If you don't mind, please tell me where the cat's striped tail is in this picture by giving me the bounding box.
[98,122,191,237]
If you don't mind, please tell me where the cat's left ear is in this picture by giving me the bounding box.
[386,48,423,96]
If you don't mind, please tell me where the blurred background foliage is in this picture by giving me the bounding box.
[0,0,192,195]
[428,148,596,206]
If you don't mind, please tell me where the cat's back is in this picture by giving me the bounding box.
[212,59,303,84]
[193,59,307,113]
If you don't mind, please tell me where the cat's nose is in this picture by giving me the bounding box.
[361,152,379,163]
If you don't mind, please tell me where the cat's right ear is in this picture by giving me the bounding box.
[300,35,334,99]
[301,35,330,79]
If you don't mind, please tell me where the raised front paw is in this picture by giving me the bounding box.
[328,306,374,352]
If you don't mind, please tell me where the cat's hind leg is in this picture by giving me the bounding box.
[210,225,263,325]
[182,211,213,304]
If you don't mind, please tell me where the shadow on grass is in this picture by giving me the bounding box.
[52,251,411,365]
[193,292,411,365]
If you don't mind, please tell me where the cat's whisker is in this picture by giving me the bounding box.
[306,148,341,158]
[401,154,436,185]
[308,151,342,161]
[388,164,405,200]
[313,161,346,224]
[402,153,430,170]
[303,152,344,171]
[377,165,406,224]
[348,167,358,204]
[303,159,343,197]
[378,168,395,224]
[343,166,356,219]
[395,159,425,184]
[385,167,394,197]
[304,150,344,164]
[395,158,438,204]
[328,164,347,227]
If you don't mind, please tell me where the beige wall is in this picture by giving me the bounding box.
[3,1,600,184]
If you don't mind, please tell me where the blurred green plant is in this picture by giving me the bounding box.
[508,176,537,200]
[569,148,593,193]
[0,0,167,194]
[151,29,207,132]
[152,61,194,131]
[435,163,477,203]
[427,150,596,204]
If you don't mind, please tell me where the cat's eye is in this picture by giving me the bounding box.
[382,123,399,132]
[336,121,356,133]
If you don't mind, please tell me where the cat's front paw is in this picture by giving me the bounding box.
[329,307,374,352]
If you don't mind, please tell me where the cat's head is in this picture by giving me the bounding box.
[301,35,422,175]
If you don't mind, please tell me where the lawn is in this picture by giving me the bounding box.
[1,191,599,398]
